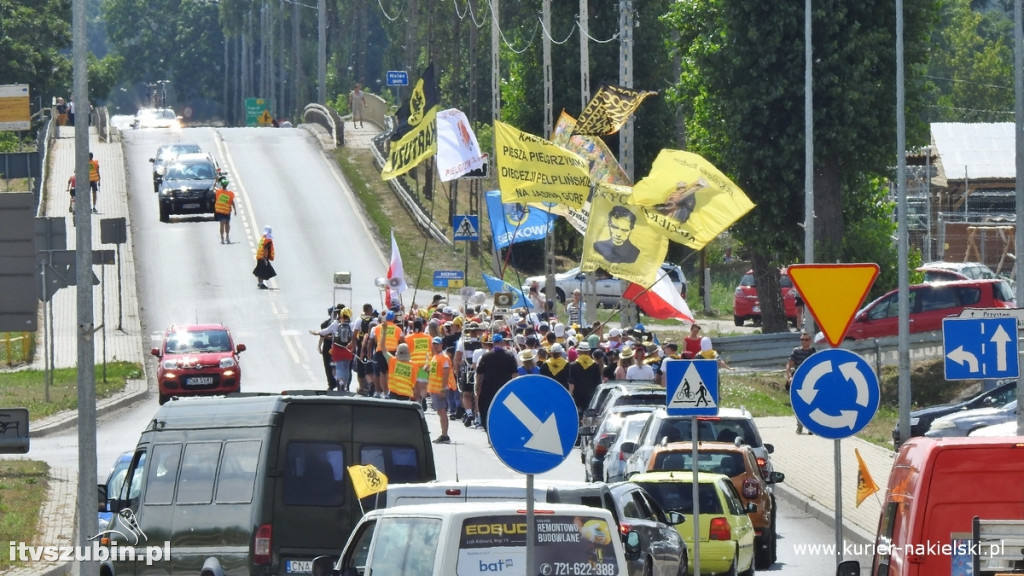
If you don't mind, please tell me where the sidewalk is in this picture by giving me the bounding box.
[5,120,895,576]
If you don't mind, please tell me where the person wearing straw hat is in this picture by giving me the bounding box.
[518,348,540,375]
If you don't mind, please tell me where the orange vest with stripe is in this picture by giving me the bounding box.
[427,353,454,394]
[374,322,401,353]
[214,188,235,215]
[405,332,431,366]
[387,356,416,397]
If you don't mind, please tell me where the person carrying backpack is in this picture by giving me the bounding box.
[310,305,355,391]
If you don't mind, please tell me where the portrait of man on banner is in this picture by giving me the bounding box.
[632,149,755,249]
[582,183,667,286]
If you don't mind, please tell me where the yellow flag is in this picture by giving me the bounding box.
[381,106,438,181]
[581,183,667,286]
[632,149,755,249]
[572,85,657,136]
[855,448,879,507]
[494,120,591,209]
[347,464,389,499]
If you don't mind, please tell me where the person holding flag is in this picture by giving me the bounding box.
[386,229,407,309]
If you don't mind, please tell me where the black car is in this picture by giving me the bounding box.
[892,379,1017,446]
[157,153,224,222]
[149,143,202,191]
[606,481,689,576]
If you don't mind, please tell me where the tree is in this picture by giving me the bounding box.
[666,0,937,332]
[0,0,72,108]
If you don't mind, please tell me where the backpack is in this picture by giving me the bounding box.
[336,322,353,346]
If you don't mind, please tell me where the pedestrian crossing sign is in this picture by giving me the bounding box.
[664,359,719,416]
[452,214,479,241]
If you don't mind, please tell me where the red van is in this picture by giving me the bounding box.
[845,279,1015,340]
[837,436,1024,576]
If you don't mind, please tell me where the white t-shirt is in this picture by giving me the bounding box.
[626,363,655,381]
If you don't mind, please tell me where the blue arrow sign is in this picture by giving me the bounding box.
[386,71,409,86]
[942,317,1019,380]
[453,215,479,241]
[790,348,879,439]
[664,359,719,416]
[487,375,578,474]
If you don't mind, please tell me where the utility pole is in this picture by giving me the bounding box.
[542,0,557,315]
[318,0,326,104]
[619,0,634,181]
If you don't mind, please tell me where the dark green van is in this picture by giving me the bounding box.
[100,394,435,576]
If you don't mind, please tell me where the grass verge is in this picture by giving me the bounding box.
[0,460,49,573]
[1,361,143,420]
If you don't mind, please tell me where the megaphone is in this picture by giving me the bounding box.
[374,277,388,288]
[388,277,403,288]
[494,292,514,308]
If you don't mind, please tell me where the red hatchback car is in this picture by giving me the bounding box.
[733,269,798,327]
[151,324,246,404]
[846,279,1015,340]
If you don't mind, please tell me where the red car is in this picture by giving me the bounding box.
[151,324,246,404]
[846,279,1015,340]
[732,269,798,327]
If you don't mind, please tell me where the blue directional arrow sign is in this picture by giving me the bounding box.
[664,359,719,416]
[487,375,578,474]
[453,215,479,241]
[942,317,1019,380]
[790,348,879,439]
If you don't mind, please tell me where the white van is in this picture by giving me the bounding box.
[314,502,640,576]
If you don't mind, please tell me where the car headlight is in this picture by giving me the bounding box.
[910,417,919,426]
[929,420,957,431]
[162,360,179,370]
[220,357,237,368]
[156,166,165,176]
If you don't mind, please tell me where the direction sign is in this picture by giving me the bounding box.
[453,215,479,241]
[790,348,880,439]
[244,97,274,127]
[386,71,409,86]
[788,263,879,347]
[942,317,1019,380]
[664,359,719,416]
[433,270,465,288]
[960,307,1024,330]
[487,375,578,474]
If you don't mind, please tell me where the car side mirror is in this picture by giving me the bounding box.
[746,502,758,513]
[236,343,246,353]
[150,347,161,357]
[619,441,636,455]
[769,471,785,484]
[148,158,155,163]
[623,531,641,561]
[835,560,861,576]
[765,443,775,454]
[311,556,339,576]
[578,426,595,437]
[97,484,108,512]
[664,511,685,526]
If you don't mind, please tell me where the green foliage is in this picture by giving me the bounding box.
[0,0,72,104]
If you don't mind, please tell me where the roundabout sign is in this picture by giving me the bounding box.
[790,348,879,439]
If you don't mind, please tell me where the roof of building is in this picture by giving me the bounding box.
[932,122,1015,183]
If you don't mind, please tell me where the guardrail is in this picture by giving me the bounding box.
[302,104,344,147]
[717,330,945,372]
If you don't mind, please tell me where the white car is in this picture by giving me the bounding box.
[132,107,181,130]
[968,421,1020,437]
[524,262,687,306]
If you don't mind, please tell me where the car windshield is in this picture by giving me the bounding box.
[166,161,215,180]
[652,450,747,477]
[652,416,759,447]
[636,481,723,514]
[166,330,232,353]
[613,393,666,408]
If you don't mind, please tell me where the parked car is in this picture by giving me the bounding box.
[892,379,1017,446]
[604,413,652,484]
[524,262,687,306]
[366,479,689,576]
[149,143,202,191]
[579,381,652,462]
[632,471,757,576]
[916,260,999,283]
[924,400,1018,438]
[318,502,641,576]
[647,441,786,569]
[132,107,181,130]
[581,405,657,482]
[732,268,798,327]
[157,152,225,222]
[579,384,665,468]
[150,323,246,404]
[622,407,776,480]
[847,279,1015,340]
[968,420,1019,437]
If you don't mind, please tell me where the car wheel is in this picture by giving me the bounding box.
[734,315,744,327]
[158,393,169,405]
[643,558,653,576]
[159,202,170,223]
[556,288,566,304]
[755,533,773,569]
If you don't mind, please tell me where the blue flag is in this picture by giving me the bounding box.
[482,273,533,309]
[485,190,557,250]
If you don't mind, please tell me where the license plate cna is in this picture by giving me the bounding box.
[186,376,214,386]
[286,560,312,573]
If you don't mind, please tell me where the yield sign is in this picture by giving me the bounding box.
[788,263,879,347]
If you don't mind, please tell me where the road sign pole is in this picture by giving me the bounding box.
[691,418,701,576]
[527,474,535,576]
[834,439,844,565]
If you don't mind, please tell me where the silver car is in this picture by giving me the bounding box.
[603,413,651,483]
[925,400,1018,438]
[524,262,687,306]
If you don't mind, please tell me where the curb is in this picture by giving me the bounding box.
[30,379,149,438]
[774,481,876,546]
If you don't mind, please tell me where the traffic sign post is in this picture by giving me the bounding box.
[790,348,880,439]
[942,317,1019,380]
[787,263,879,346]
[663,359,719,416]
[452,215,479,241]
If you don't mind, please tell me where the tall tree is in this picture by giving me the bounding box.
[0,0,72,108]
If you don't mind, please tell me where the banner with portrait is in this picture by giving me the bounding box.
[494,120,591,209]
[485,190,557,250]
[631,149,755,249]
[581,183,667,286]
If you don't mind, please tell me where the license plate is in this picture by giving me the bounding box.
[286,560,312,573]
[186,376,213,386]
[183,203,200,209]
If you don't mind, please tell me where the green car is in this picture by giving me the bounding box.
[632,471,756,575]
